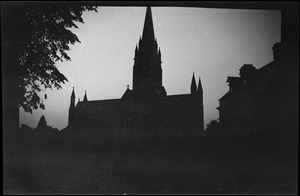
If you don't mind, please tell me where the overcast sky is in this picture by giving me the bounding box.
[19,6,281,130]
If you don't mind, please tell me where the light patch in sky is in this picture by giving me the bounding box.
[19,7,281,130]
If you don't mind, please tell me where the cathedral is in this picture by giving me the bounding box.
[67,7,204,140]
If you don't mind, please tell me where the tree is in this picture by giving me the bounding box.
[2,2,97,130]
[206,119,221,132]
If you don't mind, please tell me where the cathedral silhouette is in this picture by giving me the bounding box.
[68,7,204,140]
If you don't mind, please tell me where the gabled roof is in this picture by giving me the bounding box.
[121,88,134,99]
[218,91,231,101]
[84,99,120,109]
[75,99,120,116]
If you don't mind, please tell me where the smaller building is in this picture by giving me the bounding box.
[217,42,298,135]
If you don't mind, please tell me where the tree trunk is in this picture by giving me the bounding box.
[2,3,22,141]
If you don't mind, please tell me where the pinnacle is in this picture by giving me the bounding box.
[142,6,155,42]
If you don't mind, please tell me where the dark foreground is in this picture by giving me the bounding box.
[3,129,298,194]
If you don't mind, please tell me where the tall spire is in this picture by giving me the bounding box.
[70,87,75,108]
[197,76,203,93]
[135,44,139,59]
[71,87,75,98]
[132,6,165,98]
[142,6,155,42]
[191,72,197,94]
[83,90,88,102]
[69,87,76,127]
[158,47,161,62]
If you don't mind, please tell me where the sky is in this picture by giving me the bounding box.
[19,6,281,130]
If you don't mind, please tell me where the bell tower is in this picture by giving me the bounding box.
[133,6,166,99]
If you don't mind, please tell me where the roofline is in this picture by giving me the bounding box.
[86,98,120,102]
[79,93,196,102]
[166,93,193,97]
[218,91,231,101]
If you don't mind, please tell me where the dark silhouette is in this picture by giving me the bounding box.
[67,7,204,140]
[216,3,298,137]
[35,115,60,133]
[205,119,221,132]
[20,124,34,131]
[37,115,47,129]
[3,2,298,195]
[217,50,298,135]
[2,2,97,133]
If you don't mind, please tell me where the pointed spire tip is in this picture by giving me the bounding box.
[142,4,155,41]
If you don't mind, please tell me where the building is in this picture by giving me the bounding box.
[216,3,298,136]
[67,7,204,140]
[217,42,298,135]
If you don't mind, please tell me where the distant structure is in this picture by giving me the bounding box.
[217,27,299,135]
[67,7,204,140]
[36,115,59,132]
[37,115,47,130]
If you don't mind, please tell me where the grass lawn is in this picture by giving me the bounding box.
[3,131,298,194]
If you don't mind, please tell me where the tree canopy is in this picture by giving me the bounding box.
[2,2,97,113]
[205,119,221,132]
